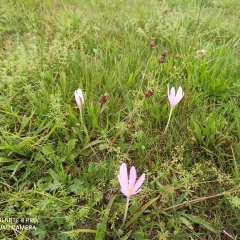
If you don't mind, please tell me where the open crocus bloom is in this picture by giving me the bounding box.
[74,88,84,110]
[167,85,184,108]
[118,163,145,197]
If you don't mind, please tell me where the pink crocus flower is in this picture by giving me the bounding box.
[164,85,184,134]
[118,163,145,224]
[118,163,145,197]
[167,85,184,108]
[74,88,84,114]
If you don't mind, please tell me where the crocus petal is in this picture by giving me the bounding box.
[134,188,142,195]
[77,89,85,104]
[119,163,128,190]
[134,173,145,192]
[74,90,81,108]
[169,98,177,107]
[129,166,137,187]
[176,87,184,101]
[74,88,84,109]
[168,87,176,106]
[118,175,127,191]
[121,188,129,197]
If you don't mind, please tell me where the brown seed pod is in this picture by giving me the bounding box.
[149,37,157,48]
[41,128,51,136]
[158,52,166,63]
[144,88,154,97]
[99,92,110,105]
[217,140,231,147]
[65,166,79,176]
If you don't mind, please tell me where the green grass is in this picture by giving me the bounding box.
[0,0,240,239]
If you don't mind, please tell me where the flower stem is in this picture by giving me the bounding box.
[123,197,130,225]
[79,110,90,143]
[164,107,173,134]
[79,108,82,119]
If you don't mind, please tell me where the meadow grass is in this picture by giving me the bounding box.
[0,0,240,239]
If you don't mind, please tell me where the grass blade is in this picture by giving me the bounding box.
[95,195,116,240]
[181,213,216,233]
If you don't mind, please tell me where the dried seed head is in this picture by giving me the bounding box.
[149,37,157,48]
[144,88,154,97]
[158,52,166,63]
[3,37,13,51]
[196,49,207,57]
[217,140,231,147]
[41,128,51,136]
[65,166,79,176]
[99,92,110,105]
[175,53,181,58]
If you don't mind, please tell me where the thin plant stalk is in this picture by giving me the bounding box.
[123,197,130,225]
[79,111,90,143]
[164,107,173,134]
[79,109,82,119]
